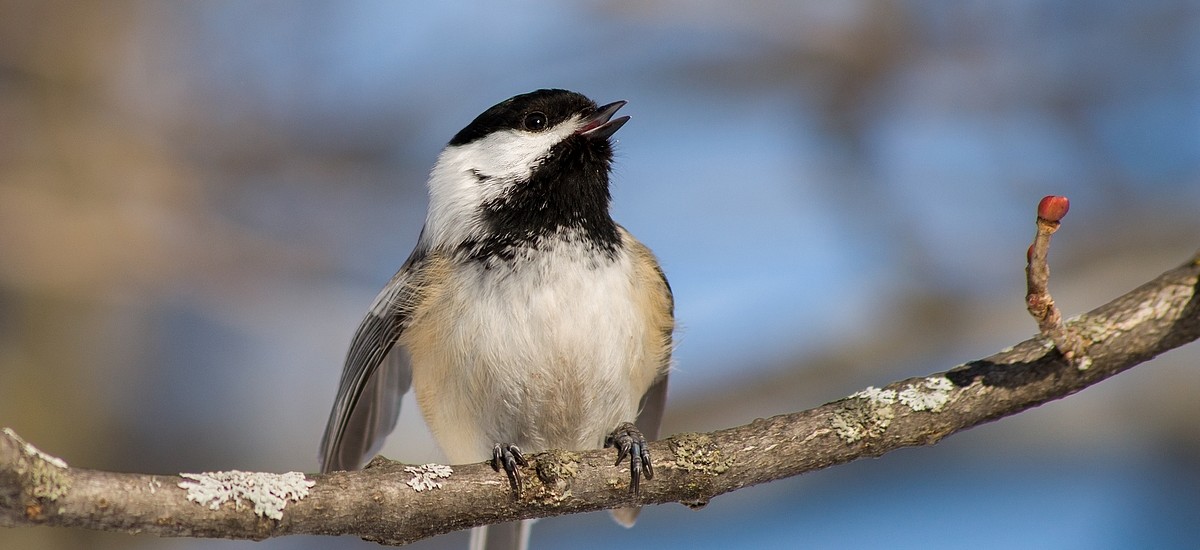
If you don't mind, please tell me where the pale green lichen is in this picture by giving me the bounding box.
[830,413,863,442]
[834,378,955,443]
[178,470,314,520]
[668,433,733,475]
[535,449,580,484]
[832,390,896,443]
[850,386,898,406]
[897,376,954,412]
[404,463,453,491]
[533,449,581,503]
[3,427,70,501]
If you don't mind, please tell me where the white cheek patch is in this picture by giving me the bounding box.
[462,121,581,183]
[423,117,583,247]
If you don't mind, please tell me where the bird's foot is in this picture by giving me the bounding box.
[490,443,528,495]
[604,422,653,494]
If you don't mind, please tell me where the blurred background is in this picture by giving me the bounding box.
[2,1,1199,549]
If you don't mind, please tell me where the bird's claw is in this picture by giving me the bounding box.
[604,422,653,494]
[490,443,528,495]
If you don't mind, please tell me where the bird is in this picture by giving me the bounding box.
[318,89,674,550]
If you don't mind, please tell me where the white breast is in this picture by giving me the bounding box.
[405,238,654,463]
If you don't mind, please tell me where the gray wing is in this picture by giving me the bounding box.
[634,374,669,441]
[319,244,430,473]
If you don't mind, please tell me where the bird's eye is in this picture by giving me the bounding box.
[523,111,548,131]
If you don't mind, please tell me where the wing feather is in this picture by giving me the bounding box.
[319,243,431,472]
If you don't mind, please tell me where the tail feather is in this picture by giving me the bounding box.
[610,507,641,528]
[469,520,533,550]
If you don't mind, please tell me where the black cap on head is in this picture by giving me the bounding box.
[449,89,598,146]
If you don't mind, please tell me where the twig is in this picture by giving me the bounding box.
[1025,195,1088,363]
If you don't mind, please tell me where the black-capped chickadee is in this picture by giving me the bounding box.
[319,89,674,550]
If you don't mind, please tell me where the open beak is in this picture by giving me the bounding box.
[577,100,630,139]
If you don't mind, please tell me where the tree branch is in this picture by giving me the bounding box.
[3,246,1199,545]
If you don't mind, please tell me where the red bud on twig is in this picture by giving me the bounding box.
[1037,195,1070,222]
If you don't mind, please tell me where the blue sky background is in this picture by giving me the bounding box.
[1,2,1199,549]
